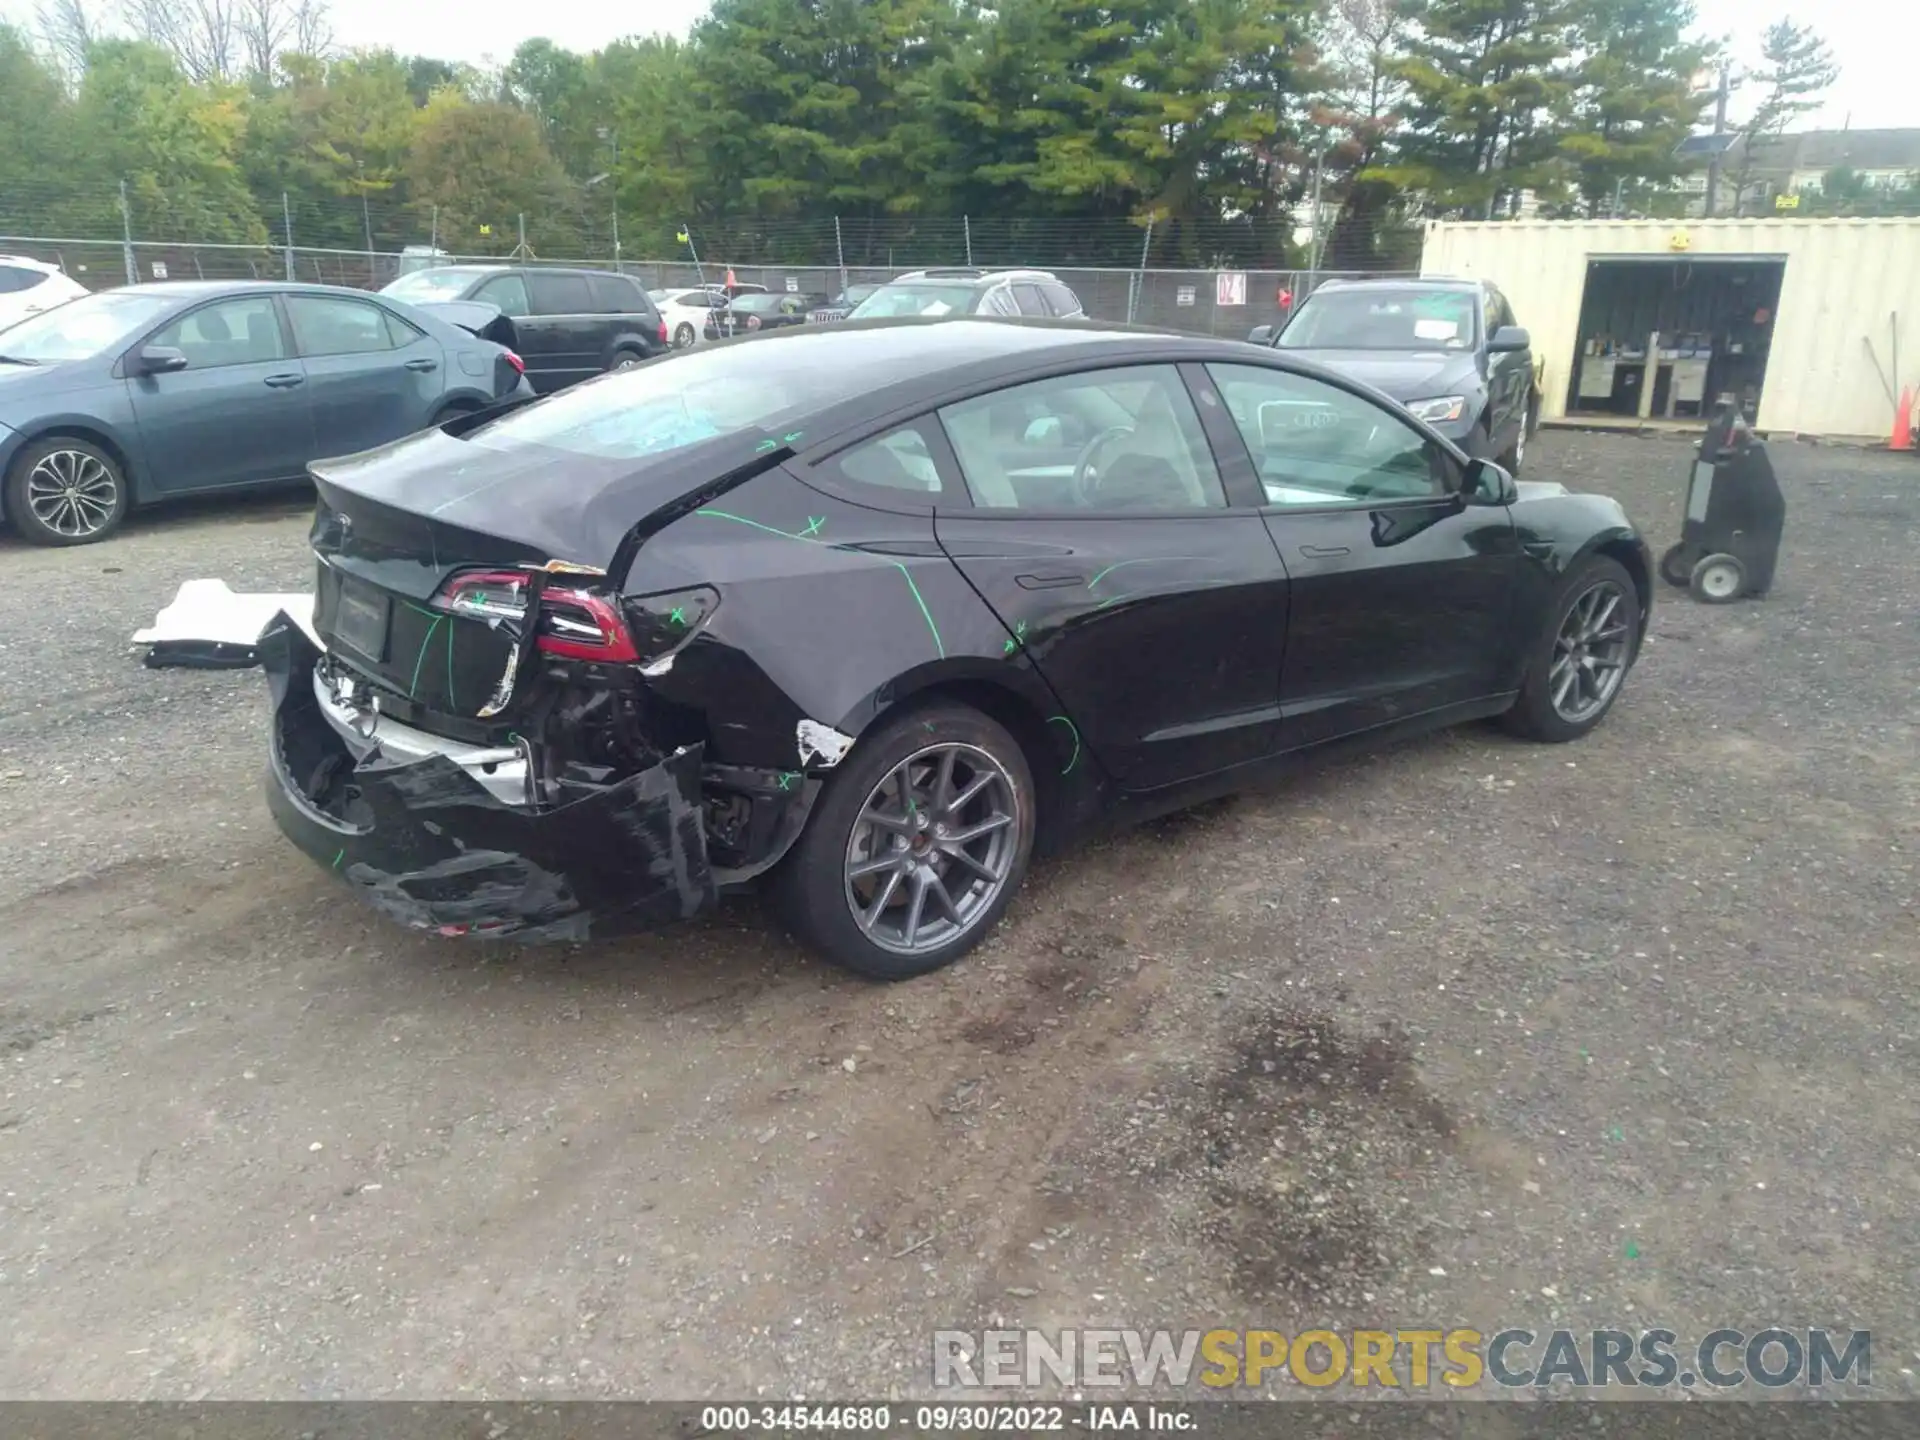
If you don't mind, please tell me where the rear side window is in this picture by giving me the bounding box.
[1040,282,1081,317]
[0,265,48,294]
[287,295,401,357]
[587,273,652,315]
[1011,283,1049,316]
[819,423,945,498]
[527,271,593,315]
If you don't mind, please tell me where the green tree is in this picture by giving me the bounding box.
[1559,0,1710,216]
[1392,0,1580,216]
[598,36,706,254]
[503,38,602,178]
[73,39,265,243]
[0,24,95,235]
[406,87,574,254]
[1728,18,1837,215]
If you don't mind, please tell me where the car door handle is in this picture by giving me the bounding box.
[1015,572,1085,589]
[404,358,439,372]
[262,373,305,388]
[1299,544,1349,558]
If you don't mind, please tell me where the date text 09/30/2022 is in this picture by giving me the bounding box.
[699,1405,1189,1433]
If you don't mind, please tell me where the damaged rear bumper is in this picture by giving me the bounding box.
[259,615,716,941]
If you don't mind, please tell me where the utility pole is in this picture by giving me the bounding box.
[1306,139,1329,288]
[282,192,295,280]
[834,215,848,294]
[1704,62,1731,218]
[118,179,136,286]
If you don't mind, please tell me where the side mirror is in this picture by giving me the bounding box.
[1489,325,1530,353]
[132,344,189,376]
[1462,456,1518,505]
[1246,324,1274,345]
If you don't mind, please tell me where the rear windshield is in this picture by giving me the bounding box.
[849,283,979,319]
[728,293,788,314]
[1277,287,1479,351]
[380,269,491,303]
[465,335,898,462]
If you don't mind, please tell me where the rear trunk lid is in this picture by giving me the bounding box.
[306,418,793,727]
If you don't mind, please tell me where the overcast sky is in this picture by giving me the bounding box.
[3,0,1909,130]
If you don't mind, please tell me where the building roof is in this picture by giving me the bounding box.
[1743,128,1920,176]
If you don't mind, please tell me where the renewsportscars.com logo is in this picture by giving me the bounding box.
[932,1328,1872,1391]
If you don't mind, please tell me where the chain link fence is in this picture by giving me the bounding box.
[0,233,1417,341]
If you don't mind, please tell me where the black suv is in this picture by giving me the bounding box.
[847,268,1086,321]
[379,266,669,393]
[1255,277,1539,472]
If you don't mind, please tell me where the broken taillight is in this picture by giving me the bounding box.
[432,570,638,663]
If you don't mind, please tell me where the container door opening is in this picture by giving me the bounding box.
[1564,257,1786,424]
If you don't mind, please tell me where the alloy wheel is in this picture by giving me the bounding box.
[1548,580,1632,724]
[26,449,119,539]
[843,742,1020,958]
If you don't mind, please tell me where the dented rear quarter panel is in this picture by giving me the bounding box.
[626,466,1075,777]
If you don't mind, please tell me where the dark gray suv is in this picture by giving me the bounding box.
[1255,277,1539,472]
[380,266,669,393]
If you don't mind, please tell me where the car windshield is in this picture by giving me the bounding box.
[380,269,489,302]
[467,335,889,462]
[0,289,173,363]
[849,283,979,319]
[1277,288,1479,351]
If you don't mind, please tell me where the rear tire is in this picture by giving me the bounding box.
[673,322,696,348]
[1499,554,1640,743]
[4,436,129,546]
[772,702,1037,981]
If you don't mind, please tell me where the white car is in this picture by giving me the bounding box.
[0,256,89,333]
[648,283,771,349]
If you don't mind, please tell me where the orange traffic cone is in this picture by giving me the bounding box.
[1895,385,1914,452]
[725,266,738,291]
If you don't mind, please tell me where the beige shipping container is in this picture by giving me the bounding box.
[1420,218,1920,440]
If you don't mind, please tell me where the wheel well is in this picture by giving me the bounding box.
[9,426,137,499]
[1595,537,1651,622]
[433,398,481,424]
[887,677,1078,853]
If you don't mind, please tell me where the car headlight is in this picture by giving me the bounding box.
[1405,395,1467,424]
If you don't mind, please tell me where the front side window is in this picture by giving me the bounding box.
[287,295,400,357]
[1207,362,1451,506]
[149,297,287,368]
[938,364,1225,512]
[1040,282,1081,317]
[474,274,531,317]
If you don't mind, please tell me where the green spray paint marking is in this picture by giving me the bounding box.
[1002,620,1028,655]
[1047,715,1081,776]
[800,516,825,537]
[668,605,686,627]
[776,771,799,791]
[331,848,345,869]
[754,438,779,453]
[445,617,457,709]
[782,431,805,444]
[1086,556,1208,591]
[408,614,444,699]
[695,507,945,658]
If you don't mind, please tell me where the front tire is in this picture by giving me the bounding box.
[772,702,1037,980]
[1500,555,1640,743]
[4,436,129,546]
[609,348,644,371]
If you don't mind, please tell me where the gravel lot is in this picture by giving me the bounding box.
[1,429,1916,1401]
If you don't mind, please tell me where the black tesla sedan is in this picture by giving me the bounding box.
[262,318,1651,980]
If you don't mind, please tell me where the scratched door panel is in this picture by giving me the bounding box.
[935,512,1290,792]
